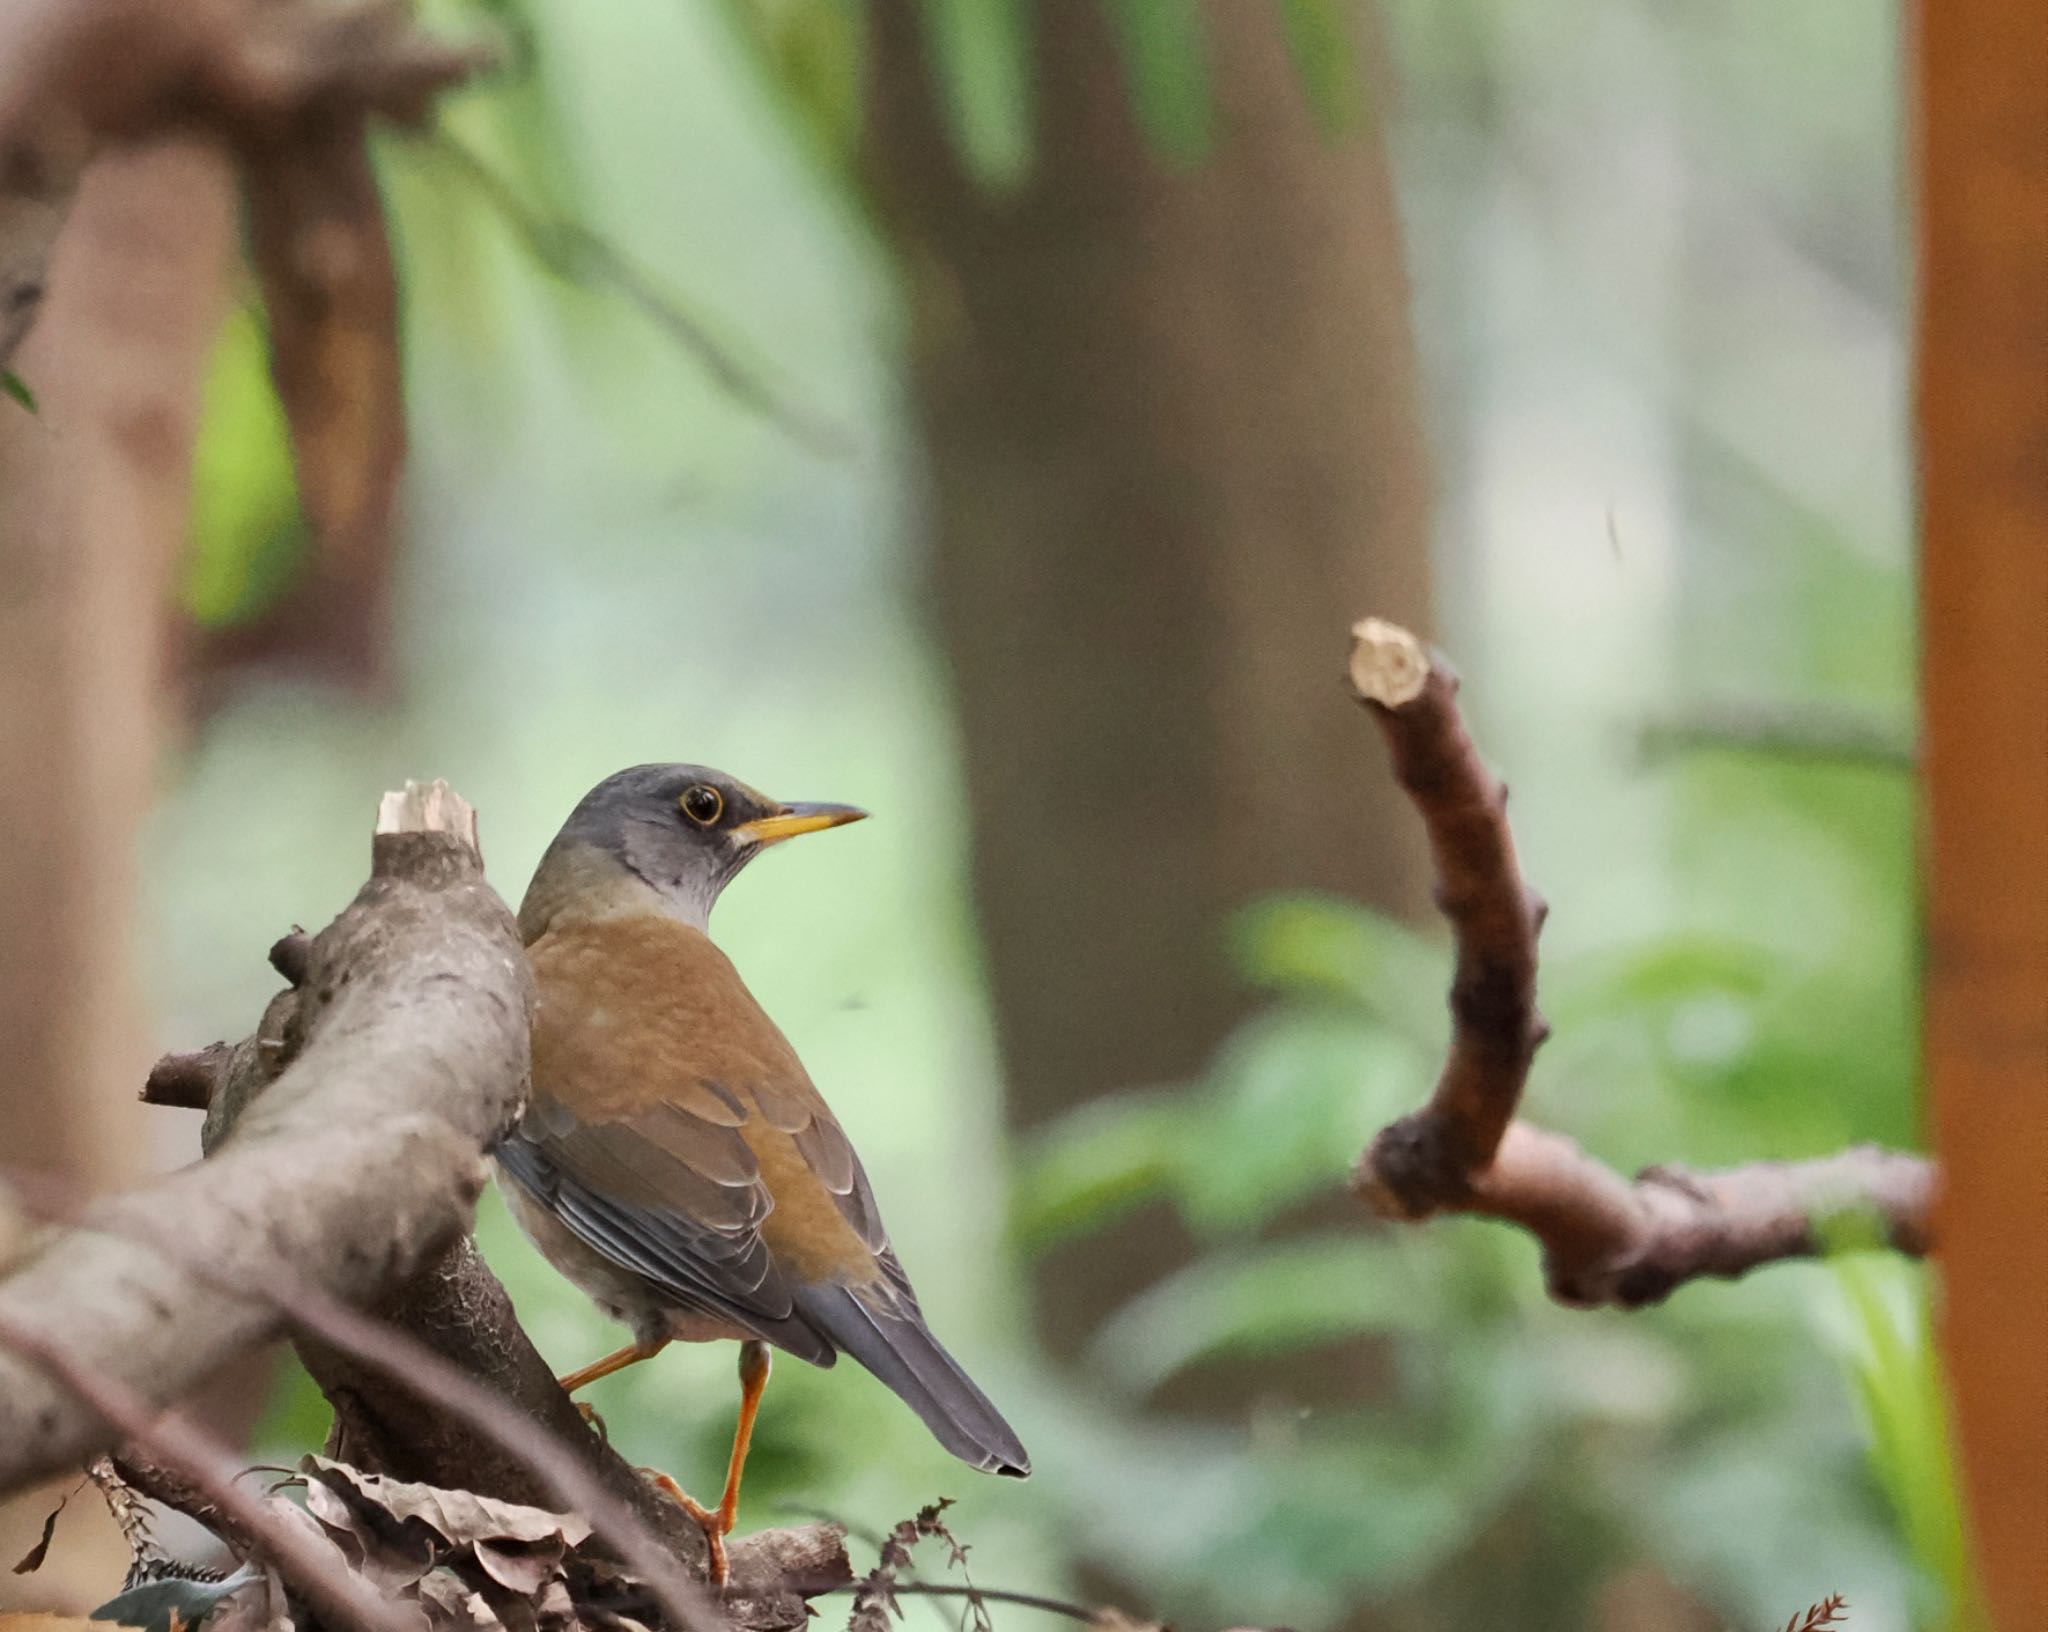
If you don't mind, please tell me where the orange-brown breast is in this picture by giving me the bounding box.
[527,911,887,1290]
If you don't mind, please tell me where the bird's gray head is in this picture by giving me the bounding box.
[523,763,865,936]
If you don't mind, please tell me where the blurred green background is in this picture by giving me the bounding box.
[135,3,1943,1630]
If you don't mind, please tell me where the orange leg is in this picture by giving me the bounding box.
[648,1340,771,1587]
[557,1336,669,1396]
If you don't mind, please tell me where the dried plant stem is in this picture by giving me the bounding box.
[1346,618,1935,1306]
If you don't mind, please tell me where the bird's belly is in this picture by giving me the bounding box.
[492,1160,754,1348]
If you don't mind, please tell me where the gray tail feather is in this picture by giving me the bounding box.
[797,1283,1030,1477]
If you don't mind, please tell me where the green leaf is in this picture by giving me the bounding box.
[1101,0,1212,162]
[915,0,1034,191]
[183,302,307,627]
[1088,1233,1426,1395]
[1552,934,1778,1023]
[1010,1089,1185,1253]
[1823,1257,1983,1629]
[1277,0,1366,135]
[717,0,870,176]
[1179,1007,1426,1237]
[1230,893,1446,1042]
[1,369,35,413]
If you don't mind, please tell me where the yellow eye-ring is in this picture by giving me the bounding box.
[680,784,724,825]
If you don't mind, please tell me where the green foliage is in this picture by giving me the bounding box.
[183,302,307,627]
[1102,0,1214,162]
[1087,1233,1426,1395]
[1016,855,1929,1625]
[1277,0,1368,133]
[1824,1257,1982,1631]
[717,0,1363,195]
[714,0,872,178]
[914,0,1035,189]
[1,368,35,413]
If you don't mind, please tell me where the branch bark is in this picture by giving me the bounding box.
[3,780,850,1627]
[0,780,531,1488]
[1346,619,1937,1306]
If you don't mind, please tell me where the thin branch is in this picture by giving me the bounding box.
[1346,617,1549,1183]
[860,1583,1100,1624]
[109,1447,260,1558]
[422,127,852,457]
[1345,618,1936,1307]
[0,1311,409,1632]
[1637,703,1914,774]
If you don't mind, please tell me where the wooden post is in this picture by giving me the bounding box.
[1915,2,2048,1626]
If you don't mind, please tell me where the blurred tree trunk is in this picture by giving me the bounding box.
[0,140,235,1610]
[866,1,1432,1365]
[1915,2,2048,1627]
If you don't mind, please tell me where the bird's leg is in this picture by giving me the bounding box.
[557,1335,669,1395]
[648,1340,772,1588]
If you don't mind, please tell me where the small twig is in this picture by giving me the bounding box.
[0,1311,410,1632]
[268,929,313,986]
[1780,1593,1849,1632]
[140,1044,233,1110]
[1345,617,1936,1306]
[423,127,852,457]
[111,1448,261,1558]
[864,1584,1100,1624]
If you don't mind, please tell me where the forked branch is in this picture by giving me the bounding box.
[1345,618,1936,1306]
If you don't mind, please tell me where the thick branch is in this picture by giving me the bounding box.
[113,783,848,1626]
[1345,619,1936,1305]
[0,780,532,1489]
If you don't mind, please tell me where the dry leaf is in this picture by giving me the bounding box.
[300,1458,589,1553]
[414,1573,501,1632]
[10,1495,65,1575]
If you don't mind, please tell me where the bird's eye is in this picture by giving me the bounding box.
[680,784,724,825]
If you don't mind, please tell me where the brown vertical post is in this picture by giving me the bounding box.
[1915,2,2048,1627]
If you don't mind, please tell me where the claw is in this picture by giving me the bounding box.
[645,1470,731,1586]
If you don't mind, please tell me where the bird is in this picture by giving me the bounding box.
[493,764,1029,1582]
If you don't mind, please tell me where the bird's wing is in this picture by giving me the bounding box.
[498,915,871,1363]
[495,1093,836,1365]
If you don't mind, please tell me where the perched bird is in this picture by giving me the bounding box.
[495,765,1028,1580]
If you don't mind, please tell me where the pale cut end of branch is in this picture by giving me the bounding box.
[376,779,478,847]
[1348,617,1433,708]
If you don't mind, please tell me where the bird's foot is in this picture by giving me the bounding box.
[574,1400,611,1448]
[644,1471,732,1587]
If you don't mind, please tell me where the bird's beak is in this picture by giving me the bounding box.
[733,802,868,848]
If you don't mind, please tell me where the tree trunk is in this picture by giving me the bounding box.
[866,0,1432,1363]
[0,139,236,1611]
[1915,3,2048,1627]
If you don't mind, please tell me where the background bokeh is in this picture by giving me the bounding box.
[108,3,1940,1629]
